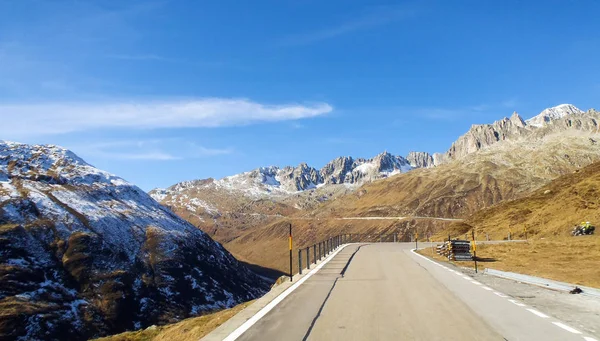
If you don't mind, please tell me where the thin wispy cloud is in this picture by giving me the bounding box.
[76,139,233,161]
[0,98,333,138]
[281,6,416,46]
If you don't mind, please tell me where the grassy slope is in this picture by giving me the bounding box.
[419,236,600,288]
[421,161,600,288]
[464,161,600,240]
[225,217,454,275]
[92,300,254,341]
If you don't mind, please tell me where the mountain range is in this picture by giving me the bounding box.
[166,104,600,274]
[150,104,600,243]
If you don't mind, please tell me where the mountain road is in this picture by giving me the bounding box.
[226,243,596,341]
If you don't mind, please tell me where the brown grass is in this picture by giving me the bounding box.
[463,161,600,240]
[419,236,600,288]
[225,217,453,274]
[92,300,254,341]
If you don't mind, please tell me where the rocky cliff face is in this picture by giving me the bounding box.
[407,151,435,168]
[0,141,268,341]
[443,105,597,162]
[278,163,322,191]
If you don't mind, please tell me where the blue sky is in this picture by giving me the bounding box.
[1,0,599,190]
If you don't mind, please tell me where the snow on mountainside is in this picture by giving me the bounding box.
[148,151,413,243]
[0,141,268,340]
[526,104,584,127]
[150,151,413,203]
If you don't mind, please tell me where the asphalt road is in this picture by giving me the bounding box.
[235,243,592,341]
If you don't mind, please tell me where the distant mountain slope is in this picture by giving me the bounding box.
[463,160,600,239]
[149,151,413,242]
[314,122,600,220]
[0,141,267,340]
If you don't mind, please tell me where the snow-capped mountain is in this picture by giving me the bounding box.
[526,103,584,127]
[0,141,268,340]
[151,151,413,202]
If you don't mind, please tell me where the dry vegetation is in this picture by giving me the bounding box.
[225,217,453,274]
[419,236,600,288]
[464,160,600,240]
[92,300,254,341]
[418,161,600,288]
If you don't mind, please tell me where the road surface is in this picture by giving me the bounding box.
[234,243,594,341]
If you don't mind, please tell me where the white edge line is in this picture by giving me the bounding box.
[413,249,592,338]
[222,244,350,341]
[508,299,526,307]
[552,322,581,334]
[527,308,549,318]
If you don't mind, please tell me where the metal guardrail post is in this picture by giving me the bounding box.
[313,244,316,264]
[319,242,322,260]
[298,249,302,275]
[306,246,310,269]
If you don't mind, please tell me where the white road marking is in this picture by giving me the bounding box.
[411,248,593,339]
[508,299,526,307]
[527,308,549,318]
[482,286,493,291]
[222,244,350,341]
[552,322,581,334]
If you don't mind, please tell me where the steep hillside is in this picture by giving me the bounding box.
[463,160,600,239]
[0,141,268,340]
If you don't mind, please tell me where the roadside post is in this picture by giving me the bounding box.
[318,242,321,260]
[306,247,310,269]
[415,232,418,250]
[313,244,316,265]
[472,229,478,273]
[289,224,293,282]
[298,249,302,275]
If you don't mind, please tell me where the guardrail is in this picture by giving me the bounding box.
[294,233,407,278]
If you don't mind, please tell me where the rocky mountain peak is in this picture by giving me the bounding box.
[526,104,584,127]
[510,111,526,127]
